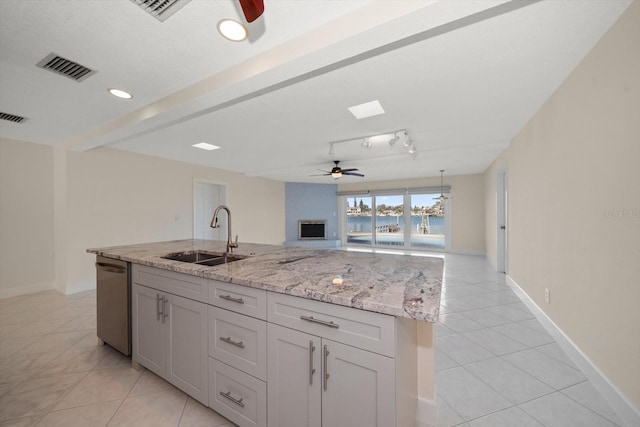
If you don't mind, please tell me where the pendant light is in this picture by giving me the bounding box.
[434,169,448,203]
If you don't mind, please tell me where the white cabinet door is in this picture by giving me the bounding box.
[132,283,164,377]
[267,324,321,427]
[165,293,208,405]
[322,340,395,427]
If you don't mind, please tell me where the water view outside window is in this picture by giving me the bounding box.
[346,196,372,245]
[410,194,445,249]
[373,195,404,246]
[346,193,445,249]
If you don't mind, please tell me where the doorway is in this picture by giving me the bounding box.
[194,180,226,241]
[496,167,508,273]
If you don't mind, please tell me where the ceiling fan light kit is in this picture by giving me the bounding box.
[434,169,448,201]
[310,161,364,179]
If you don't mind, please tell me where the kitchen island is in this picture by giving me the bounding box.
[88,239,443,427]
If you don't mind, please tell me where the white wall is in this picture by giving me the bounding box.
[0,143,285,297]
[485,1,640,409]
[65,147,285,293]
[339,173,485,253]
[0,138,56,298]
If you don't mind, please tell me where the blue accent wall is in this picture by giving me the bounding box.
[285,182,338,243]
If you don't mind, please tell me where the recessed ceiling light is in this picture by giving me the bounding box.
[348,100,385,119]
[217,18,248,42]
[192,142,220,151]
[108,88,133,99]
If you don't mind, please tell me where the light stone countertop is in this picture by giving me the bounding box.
[88,239,442,322]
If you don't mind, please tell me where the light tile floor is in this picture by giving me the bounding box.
[435,254,623,427]
[0,289,233,427]
[0,253,624,427]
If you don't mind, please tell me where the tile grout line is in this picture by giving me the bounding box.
[556,381,624,427]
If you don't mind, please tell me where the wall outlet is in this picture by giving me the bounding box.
[544,288,550,303]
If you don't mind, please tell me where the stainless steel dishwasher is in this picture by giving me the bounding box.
[96,256,131,356]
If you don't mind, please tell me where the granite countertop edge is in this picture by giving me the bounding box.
[88,239,442,322]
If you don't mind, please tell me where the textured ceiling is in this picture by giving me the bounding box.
[0,0,632,182]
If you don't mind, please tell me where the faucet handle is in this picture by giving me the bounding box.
[230,235,239,248]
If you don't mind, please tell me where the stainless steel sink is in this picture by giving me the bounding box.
[161,251,243,266]
[196,255,242,266]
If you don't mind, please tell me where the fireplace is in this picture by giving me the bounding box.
[298,220,327,240]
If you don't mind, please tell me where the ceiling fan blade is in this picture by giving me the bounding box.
[340,168,359,172]
[309,173,330,177]
[343,172,365,177]
[238,0,264,22]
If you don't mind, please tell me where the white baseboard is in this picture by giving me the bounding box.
[0,281,56,299]
[65,280,96,295]
[506,276,640,427]
[415,396,437,427]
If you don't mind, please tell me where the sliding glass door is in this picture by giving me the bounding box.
[409,193,445,249]
[345,196,372,245]
[342,189,448,250]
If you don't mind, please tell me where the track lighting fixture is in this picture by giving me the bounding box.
[403,135,411,148]
[327,129,417,159]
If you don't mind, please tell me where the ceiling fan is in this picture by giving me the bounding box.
[310,161,364,179]
[239,0,264,22]
[433,169,448,203]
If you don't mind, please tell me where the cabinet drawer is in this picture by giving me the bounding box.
[267,293,396,357]
[208,307,267,381]
[209,358,266,427]
[209,280,266,320]
[132,264,207,303]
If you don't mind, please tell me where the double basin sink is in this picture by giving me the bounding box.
[161,250,243,267]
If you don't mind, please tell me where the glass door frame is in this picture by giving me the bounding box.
[338,190,451,252]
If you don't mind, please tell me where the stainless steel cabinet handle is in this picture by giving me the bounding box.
[300,315,339,329]
[219,294,245,304]
[309,340,316,385]
[162,296,169,323]
[220,336,245,349]
[323,344,330,391]
[219,390,245,408]
[156,293,162,321]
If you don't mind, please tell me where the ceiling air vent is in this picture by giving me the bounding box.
[0,112,27,124]
[130,0,192,22]
[36,53,96,82]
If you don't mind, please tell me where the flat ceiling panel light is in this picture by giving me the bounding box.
[218,19,248,42]
[108,88,133,99]
[192,142,220,151]
[0,112,27,124]
[348,100,385,120]
[130,0,191,22]
[36,53,96,82]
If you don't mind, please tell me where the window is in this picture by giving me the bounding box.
[341,188,449,251]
